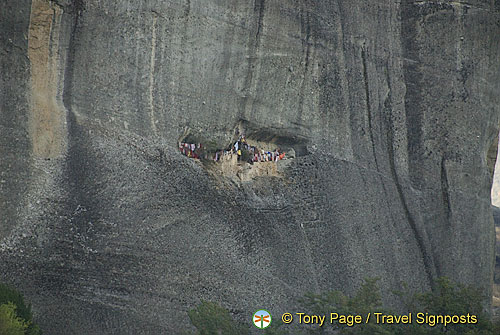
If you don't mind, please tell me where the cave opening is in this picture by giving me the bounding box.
[176,120,310,164]
[176,120,310,180]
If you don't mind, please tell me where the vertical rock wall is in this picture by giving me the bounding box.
[0,0,32,239]
[28,0,67,158]
[402,0,500,288]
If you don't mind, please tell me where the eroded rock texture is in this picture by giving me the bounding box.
[1,0,500,333]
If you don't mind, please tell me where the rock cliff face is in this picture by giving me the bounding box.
[1,0,500,333]
[492,206,500,315]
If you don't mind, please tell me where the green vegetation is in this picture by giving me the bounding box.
[185,278,500,335]
[0,302,27,335]
[299,277,393,334]
[393,277,499,335]
[0,283,41,335]
[298,277,500,335]
[187,300,249,335]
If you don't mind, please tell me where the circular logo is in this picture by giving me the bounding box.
[253,309,272,329]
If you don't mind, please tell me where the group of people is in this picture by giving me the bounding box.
[214,136,286,163]
[178,142,203,159]
[179,136,286,163]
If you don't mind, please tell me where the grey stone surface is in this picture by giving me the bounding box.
[1,0,500,333]
[493,206,500,283]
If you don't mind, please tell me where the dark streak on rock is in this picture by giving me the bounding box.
[255,0,265,41]
[184,0,191,18]
[61,0,101,254]
[401,1,426,189]
[361,48,379,171]
[60,0,95,204]
[238,0,266,120]
[441,156,452,223]
[384,64,437,289]
[62,0,84,112]
[48,6,57,59]
[297,7,312,122]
